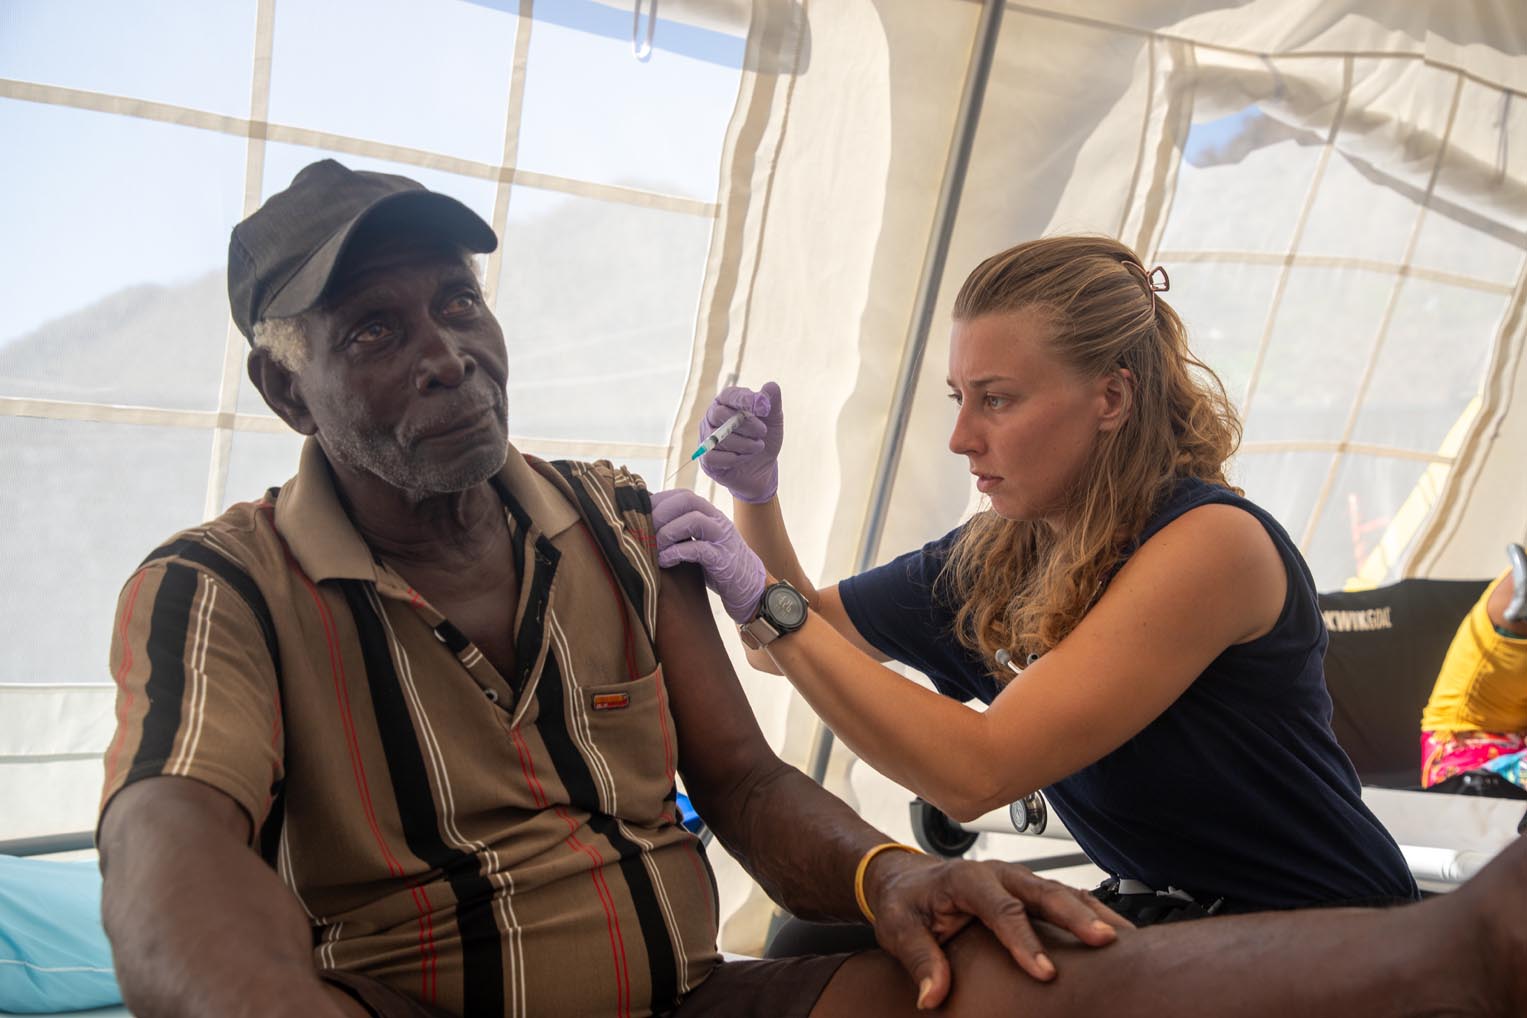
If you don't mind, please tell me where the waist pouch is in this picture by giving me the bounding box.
[1091,877,1418,926]
[1089,878,1234,926]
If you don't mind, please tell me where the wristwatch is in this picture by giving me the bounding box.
[738,580,810,650]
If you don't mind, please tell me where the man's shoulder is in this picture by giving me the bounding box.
[525,456,655,520]
[527,455,650,492]
[129,487,290,594]
[525,457,661,605]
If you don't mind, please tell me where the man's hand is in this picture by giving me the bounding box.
[864,852,1130,1009]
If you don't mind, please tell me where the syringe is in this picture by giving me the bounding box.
[665,409,751,481]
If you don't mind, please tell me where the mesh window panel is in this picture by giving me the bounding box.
[267,0,521,165]
[1412,78,1527,286]
[1302,454,1434,589]
[0,0,256,115]
[223,428,306,509]
[1159,102,1329,254]
[0,102,246,407]
[1298,149,1427,263]
[1413,204,1527,287]
[516,0,745,201]
[496,187,713,447]
[0,417,210,684]
[1349,281,1507,451]
[1298,60,1460,265]
[1229,449,1337,546]
[1165,260,1284,412]
[1240,265,1396,445]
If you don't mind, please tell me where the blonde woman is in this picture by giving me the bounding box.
[652,236,1417,924]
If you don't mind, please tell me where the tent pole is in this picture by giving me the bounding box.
[806,0,1005,785]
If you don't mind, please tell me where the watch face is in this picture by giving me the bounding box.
[765,585,807,628]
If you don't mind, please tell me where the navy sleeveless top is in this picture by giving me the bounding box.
[838,478,1418,908]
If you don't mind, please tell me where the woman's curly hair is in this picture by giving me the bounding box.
[941,236,1242,682]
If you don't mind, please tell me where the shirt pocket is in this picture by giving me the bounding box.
[576,665,679,826]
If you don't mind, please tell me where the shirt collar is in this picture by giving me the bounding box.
[273,437,581,583]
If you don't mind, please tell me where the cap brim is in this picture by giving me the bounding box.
[261,190,498,322]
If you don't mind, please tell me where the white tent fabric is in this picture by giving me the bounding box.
[668,2,1527,941]
[2,0,1525,958]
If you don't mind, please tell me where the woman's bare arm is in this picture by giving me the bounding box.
[732,496,889,672]
[762,504,1287,820]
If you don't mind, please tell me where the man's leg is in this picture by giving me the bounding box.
[320,971,454,1018]
[811,836,1526,1017]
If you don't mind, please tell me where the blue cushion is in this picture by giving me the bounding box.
[0,857,121,1013]
[674,792,705,835]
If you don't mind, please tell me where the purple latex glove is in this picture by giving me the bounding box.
[651,488,767,624]
[698,382,783,504]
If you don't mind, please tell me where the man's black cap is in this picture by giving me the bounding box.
[227,159,498,341]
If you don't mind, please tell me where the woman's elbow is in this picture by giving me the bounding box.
[928,773,1029,825]
[926,787,1003,825]
[935,799,986,825]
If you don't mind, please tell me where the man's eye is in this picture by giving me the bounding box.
[443,291,480,315]
[947,392,963,407]
[351,321,392,345]
[983,394,1010,410]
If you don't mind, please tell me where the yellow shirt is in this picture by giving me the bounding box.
[1421,575,1527,734]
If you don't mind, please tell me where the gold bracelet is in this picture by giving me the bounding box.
[853,842,922,923]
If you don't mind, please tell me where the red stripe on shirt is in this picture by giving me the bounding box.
[104,570,150,784]
[556,806,633,1018]
[508,723,550,809]
[292,566,440,1000]
[510,716,631,1018]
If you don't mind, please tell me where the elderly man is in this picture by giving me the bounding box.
[98,160,1525,1018]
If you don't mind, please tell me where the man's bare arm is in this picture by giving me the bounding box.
[656,563,1124,1007]
[656,563,907,921]
[99,777,366,1018]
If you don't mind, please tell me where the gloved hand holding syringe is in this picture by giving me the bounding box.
[666,408,753,481]
[653,381,784,619]
[665,383,783,498]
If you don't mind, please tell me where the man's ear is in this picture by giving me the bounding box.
[1097,368,1134,433]
[247,349,317,436]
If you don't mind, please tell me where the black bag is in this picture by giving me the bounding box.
[1089,878,1227,926]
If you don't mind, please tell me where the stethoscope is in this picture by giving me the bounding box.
[994,648,1048,835]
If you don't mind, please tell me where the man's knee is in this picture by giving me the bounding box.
[814,923,1095,1018]
[937,921,1099,1016]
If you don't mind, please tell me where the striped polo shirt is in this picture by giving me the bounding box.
[101,439,722,1017]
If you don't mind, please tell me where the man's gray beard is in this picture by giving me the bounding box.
[325,394,509,498]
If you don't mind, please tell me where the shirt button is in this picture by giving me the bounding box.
[484,688,500,703]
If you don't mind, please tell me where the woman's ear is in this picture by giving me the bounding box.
[247,349,317,436]
[1097,368,1134,433]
